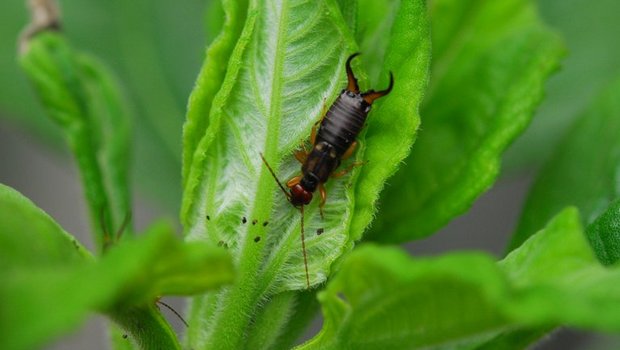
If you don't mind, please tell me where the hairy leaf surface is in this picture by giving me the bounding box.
[301,208,620,349]
[368,0,565,242]
[182,0,429,348]
[183,0,249,185]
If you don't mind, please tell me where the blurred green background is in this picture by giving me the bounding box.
[1,0,620,349]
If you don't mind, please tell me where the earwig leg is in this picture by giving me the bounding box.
[341,141,358,160]
[331,161,366,178]
[286,175,302,188]
[318,183,327,219]
[294,149,308,164]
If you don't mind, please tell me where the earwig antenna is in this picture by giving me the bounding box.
[259,152,310,288]
[156,300,189,328]
[259,152,291,200]
[300,205,310,288]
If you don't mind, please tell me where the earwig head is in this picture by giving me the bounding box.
[290,184,313,207]
[361,72,394,105]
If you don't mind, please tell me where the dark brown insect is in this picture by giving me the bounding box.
[260,53,393,288]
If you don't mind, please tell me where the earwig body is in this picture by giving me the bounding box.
[293,53,393,207]
[297,93,370,196]
[260,53,393,288]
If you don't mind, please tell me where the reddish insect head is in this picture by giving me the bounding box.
[290,184,313,206]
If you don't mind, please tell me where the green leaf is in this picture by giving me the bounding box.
[585,199,620,266]
[349,0,430,241]
[509,77,620,252]
[353,0,402,85]
[472,327,552,350]
[267,290,320,350]
[367,0,565,243]
[0,183,91,269]
[301,208,620,349]
[182,0,429,348]
[302,248,507,350]
[183,0,250,186]
[108,306,181,350]
[19,31,132,251]
[0,185,233,350]
[504,0,620,172]
[204,0,226,45]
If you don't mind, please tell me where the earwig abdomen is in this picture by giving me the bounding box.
[316,92,370,155]
[301,91,371,188]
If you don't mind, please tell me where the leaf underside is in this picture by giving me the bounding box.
[182,0,429,348]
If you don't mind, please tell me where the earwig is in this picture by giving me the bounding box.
[260,53,393,288]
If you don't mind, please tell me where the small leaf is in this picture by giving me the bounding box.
[509,77,620,252]
[0,183,91,350]
[301,208,620,349]
[19,31,132,250]
[97,221,234,305]
[586,199,620,266]
[0,185,233,350]
[0,183,91,269]
[368,0,565,243]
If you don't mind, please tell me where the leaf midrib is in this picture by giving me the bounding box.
[204,0,292,347]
